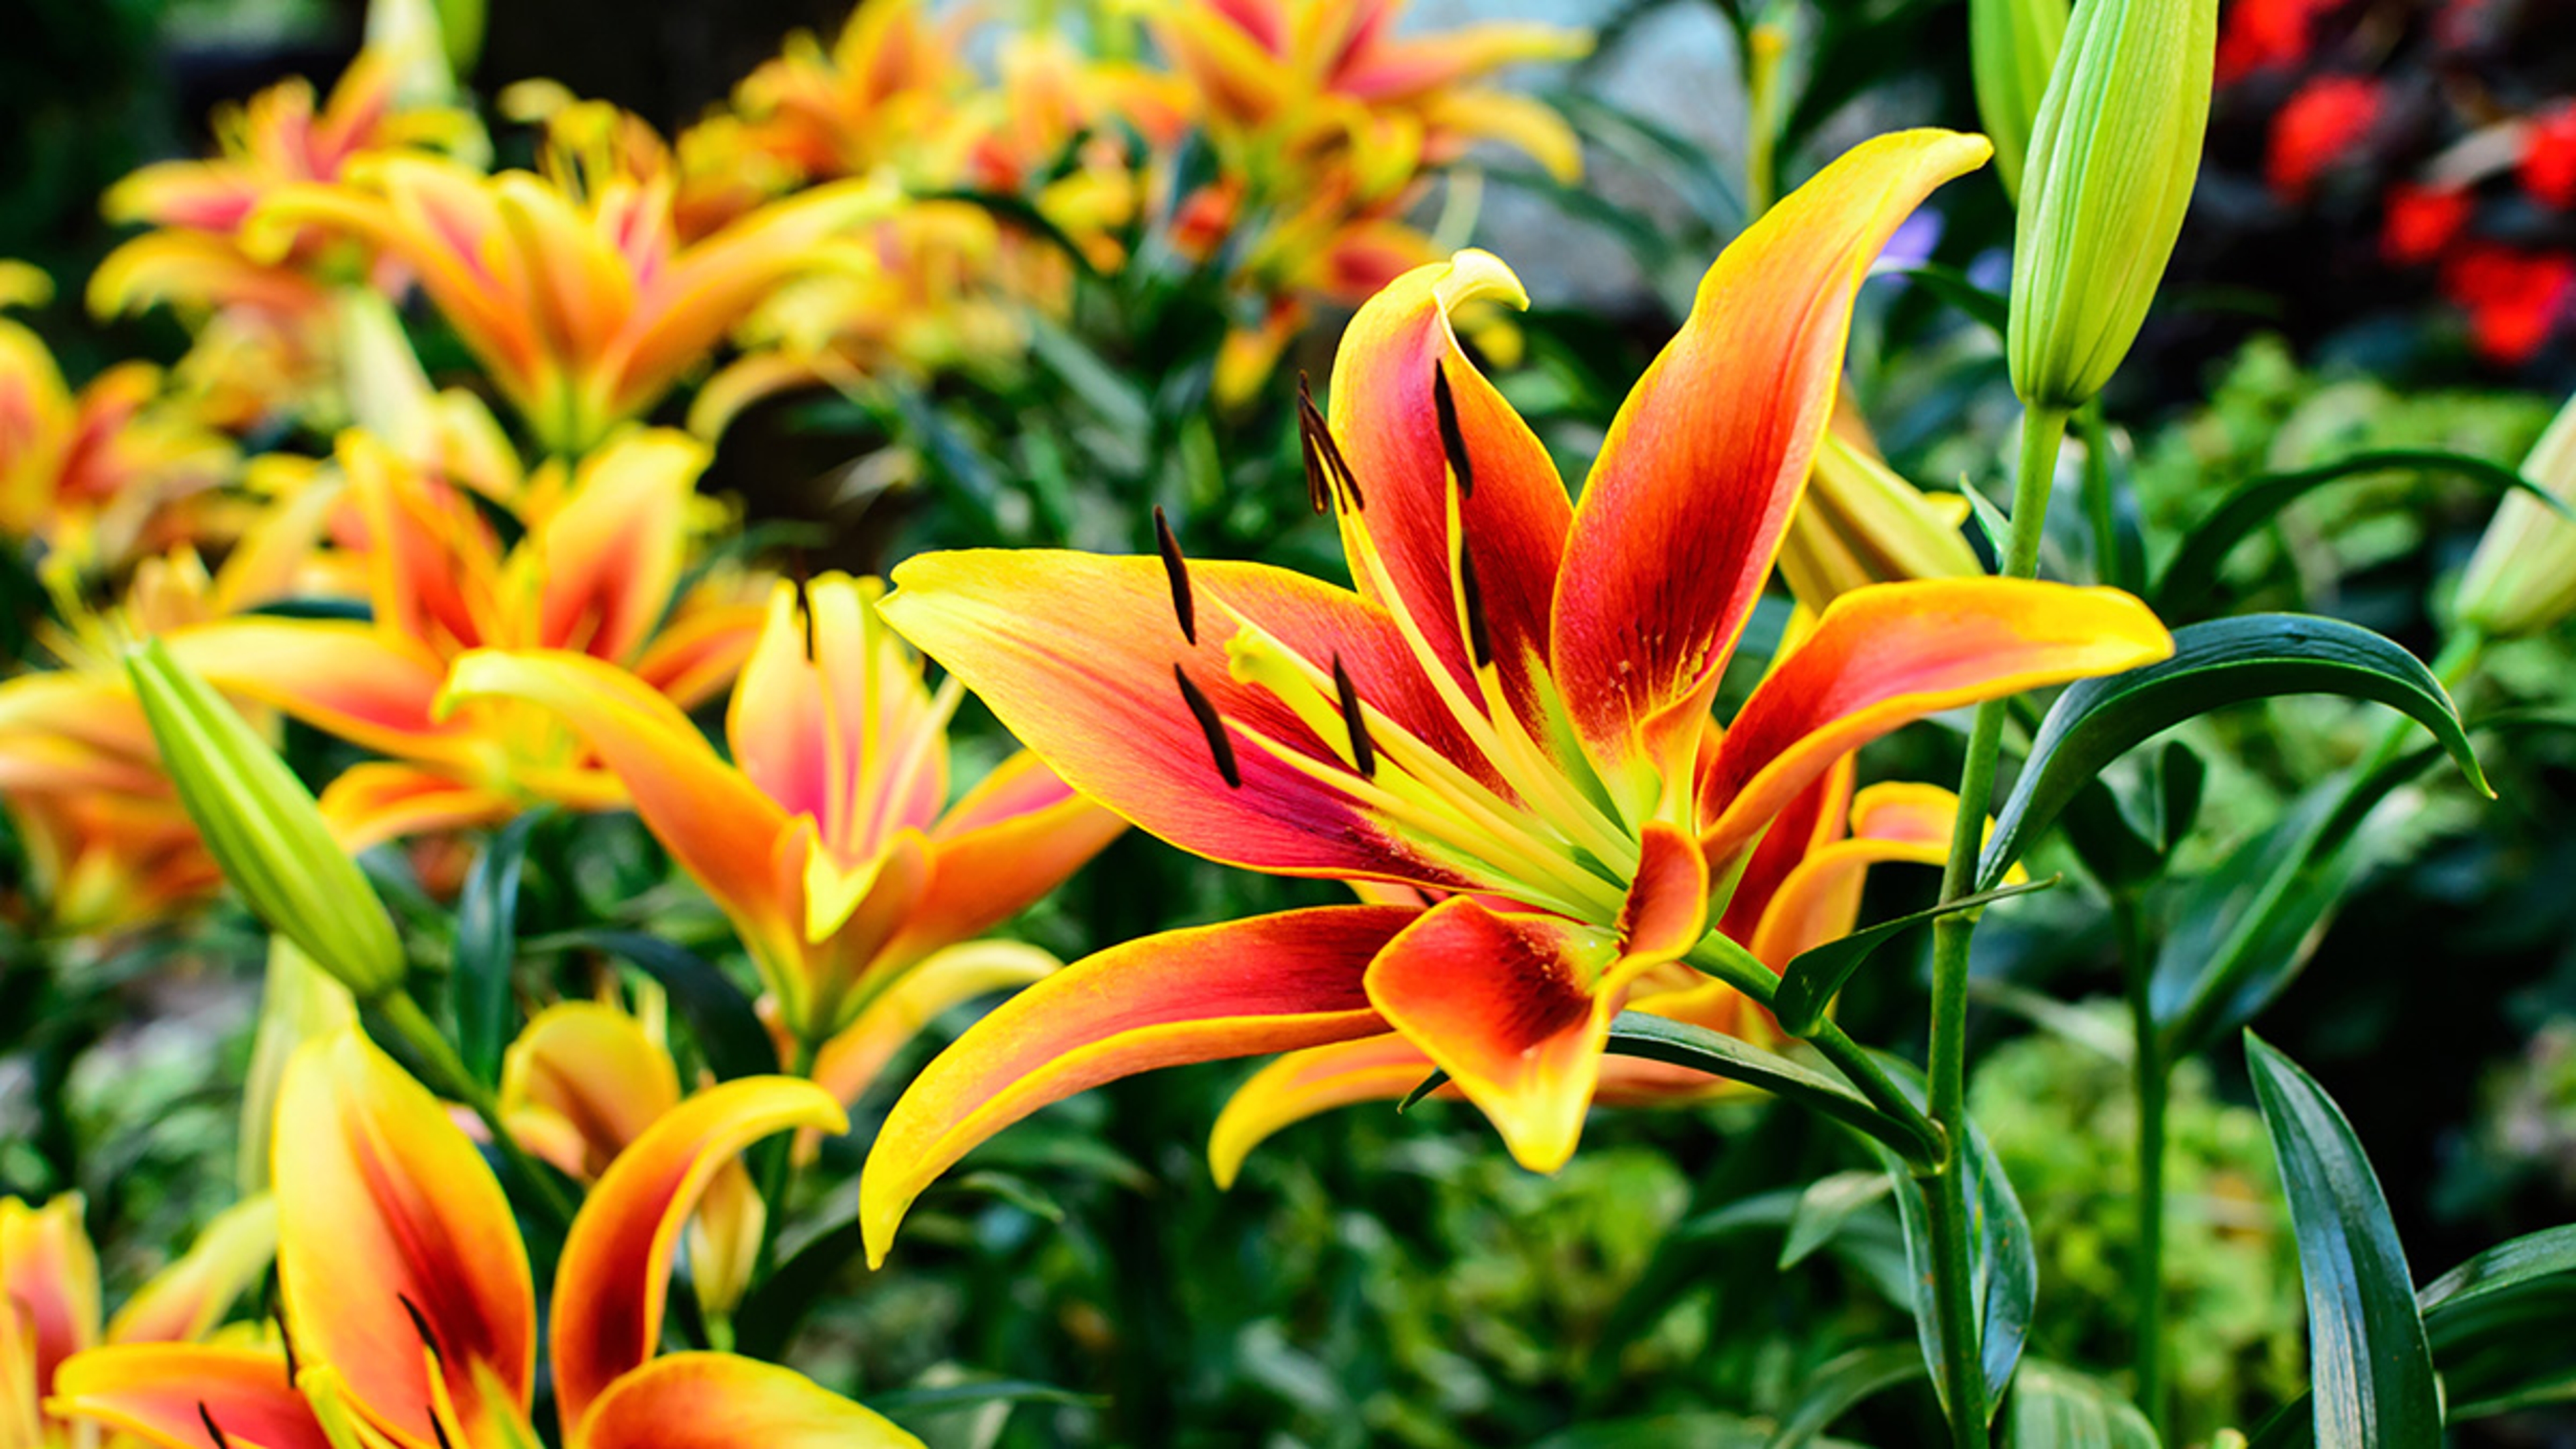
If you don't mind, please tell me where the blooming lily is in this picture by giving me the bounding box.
[2,1192,278,1447]
[48,1028,920,1448]
[857,130,2174,1259]
[164,427,765,851]
[438,571,1124,1049]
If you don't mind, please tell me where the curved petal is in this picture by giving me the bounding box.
[274,1030,534,1449]
[570,1352,920,1449]
[0,1194,99,1399]
[1364,898,1627,1173]
[630,593,765,712]
[861,906,1412,1265]
[105,1196,278,1346]
[880,756,1124,969]
[550,1077,849,1430]
[534,431,704,665]
[317,763,517,855]
[878,549,1479,884]
[164,621,469,766]
[1617,820,1708,961]
[498,1003,682,1179]
[47,1344,330,1449]
[1326,249,1571,731]
[1699,578,2172,861]
[809,941,1060,1112]
[1207,1032,1448,1189]
[439,649,797,963]
[1712,752,1854,947]
[1550,130,1993,804]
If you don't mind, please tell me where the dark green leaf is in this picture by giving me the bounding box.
[2153,449,2571,619]
[733,1212,867,1360]
[1891,262,2008,335]
[2056,742,2204,893]
[2246,1031,2440,1448]
[1780,1171,1895,1269]
[1980,614,2486,890]
[529,930,776,1079]
[1870,1112,2036,1422]
[2000,1361,2159,1447]
[1774,877,2057,1036]
[453,808,545,1085]
[1540,1413,1772,1449]
[869,1379,1102,1419]
[1766,1344,1927,1448]
[1602,1012,1925,1164]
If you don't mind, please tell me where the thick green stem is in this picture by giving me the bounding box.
[1923,402,2072,1446]
[378,990,580,1227]
[2119,894,2167,1435]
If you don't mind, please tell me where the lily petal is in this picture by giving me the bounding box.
[570,1352,920,1449]
[1713,753,1854,947]
[0,1195,99,1399]
[1550,130,1992,804]
[1618,820,1709,961]
[810,940,1060,1112]
[1207,1032,1449,1189]
[317,763,519,855]
[549,1077,849,1430]
[1748,785,1961,968]
[880,755,1123,969]
[164,621,468,765]
[274,1030,534,1449]
[1699,578,2172,861]
[533,431,703,664]
[1362,898,1625,1173]
[861,906,1412,1266]
[498,1003,682,1178]
[48,1344,329,1449]
[105,1196,278,1346]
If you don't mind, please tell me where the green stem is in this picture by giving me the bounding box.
[2118,894,2166,1436]
[378,991,579,1228]
[2076,401,2123,590]
[1924,401,2072,1446]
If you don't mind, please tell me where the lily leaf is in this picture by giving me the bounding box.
[2054,741,2204,894]
[1766,1343,1927,1448]
[453,808,545,1086]
[2152,448,2571,619]
[870,1379,1103,1419]
[1774,877,2058,1036]
[2247,1031,2440,1448]
[529,928,777,1080]
[1780,1171,1897,1270]
[1979,614,2486,890]
[2001,1361,2159,1447]
[1602,1013,1927,1165]
[733,1210,867,1360]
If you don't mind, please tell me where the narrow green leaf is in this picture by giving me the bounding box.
[1602,1013,1923,1164]
[1872,1128,2036,1424]
[2000,1361,2160,1447]
[2246,1031,2441,1448]
[1892,261,2010,335]
[1766,1344,1928,1448]
[870,1379,1103,1417]
[2153,448,2572,618]
[1980,614,2487,890]
[1780,1171,1896,1270]
[733,1211,867,1360]
[529,929,777,1079]
[1774,877,2058,1036]
[453,808,545,1085]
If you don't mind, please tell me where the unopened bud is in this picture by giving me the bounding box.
[1970,0,2069,199]
[2455,392,2576,638]
[2006,0,2217,408]
[125,639,405,999]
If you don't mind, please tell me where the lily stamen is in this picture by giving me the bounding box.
[1330,655,1377,777]
[1172,665,1242,788]
[1432,361,1474,498]
[1152,506,1198,645]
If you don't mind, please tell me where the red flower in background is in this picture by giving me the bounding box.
[2381,182,2471,266]
[2519,103,2576,209]
[2218,0,2343,85]
[2440,243,2575,364]
[2267,74,2385,199]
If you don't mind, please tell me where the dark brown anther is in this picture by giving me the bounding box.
[1296,374,1363,512]
[1331,653,1377,778]
[1152,506,1197,645]
[274,1308,301,1381]
[396,1293,442,1364]
[1457,543,1494,669]
[199,1403,233,1449]
[1173,665,1242,789]
[1432,362,1474,498]
[429,1413,456,1449]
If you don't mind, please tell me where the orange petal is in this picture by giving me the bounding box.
[1712,752,1855,947]
[1206,1032,1450,1189]
[47,1344,329,1449]
[861,906,1412,1265]
[534,432,704,665]
[1699,578,2172,861]
[809,941,1059,1112]
[1326,249,1570,732]
[549,1077,848,1430]
[879,754,1123,968]
[498,1003,683,1179]
[439,649,798,967]
[1550,131,1992,804]
[317,763,518,855]
[162,620,469,767]
[630,592,765,712]
[1617,820,1709,961]
[570,1352,920,1449]
[105,1196,278,1346]
[273,1030,534,1449]
[879,549,1482,885]
[0,1194,99,1399]
[1747,807,1957,970]
[1363,898,1625,1173]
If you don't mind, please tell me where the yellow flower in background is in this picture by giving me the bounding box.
[439,572,1124,1049]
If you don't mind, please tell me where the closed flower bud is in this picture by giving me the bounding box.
[2455,392,2576,638]
[1779,412,1984,608]
[1970,0,2069,199]
[126,639,406,1000]
[2006,0,2217,409]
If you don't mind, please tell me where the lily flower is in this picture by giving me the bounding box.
[0,310,232,573]
[857,130,2174,1258]
[48,1028,922,1449]
[1208,771,1967,1182]
[241,108,896,453]
[2,1193,278,1447]
[438,571,1124,1050]
[164,427,765,851]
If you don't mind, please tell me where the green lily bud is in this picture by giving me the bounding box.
[2006,0,2217,409]
[2455,392,2576,639]
[126,638,406,1000]
[1970,0,2068,199]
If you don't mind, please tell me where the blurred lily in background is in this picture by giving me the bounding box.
[857,130,2172,1255]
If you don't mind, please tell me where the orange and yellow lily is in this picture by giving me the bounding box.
[855,130,2174,1259]
[48,1028,920,1449]
[164,427,764,851]
[241,105,894,453]
[438,571,1124,1051]
[2,1193,278,1447]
